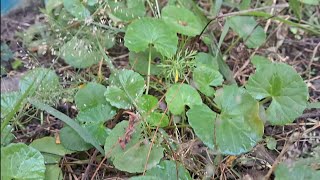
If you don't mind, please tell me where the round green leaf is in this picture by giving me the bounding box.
[63,0,90,20]
[45,165,63,180]
[75,82,108,111]
[105,70,145,109]
[106,0,145,22]
[60,126,92,151]
[165,84,202,115]
[30,137,74,156]
[104,121,164,173]
[187,85,264,155]
[275,158,320,180]
[83,123,110,145]
[195,52,219,70]
[227,16,266,48]
[186,104,216,149]
[60,38,101,68]
[193,66,223,96]
[19,68,60,95]
[145,160,192,180]
[1,143,46,179]
[137,95,158,113]
[162,5,204,36]
[124,17,178,58]
[76,104,116,124]
[129,49,162,75]
[214,85,264,154]
[246,60,309,125]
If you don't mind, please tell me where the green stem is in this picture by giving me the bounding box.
[146,45,152,95]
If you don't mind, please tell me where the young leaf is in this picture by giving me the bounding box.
[104,121,164,173]
[187,85,264,155]
[161,5,204,36]
[124,17,178,58]
[60,126,93,151]
[63,0,90,20]
[30,136,74,156]
[165,84,202,115]
[75,82,109,111]
[227,16,266,48]
[106,0,145,22]
[1,143,46,179]
[105,70,145,109]
[246,59,309,125]
[145,160,192,180]
[60,38,101,68]
[193,66,223,96]
[137,95,169,127]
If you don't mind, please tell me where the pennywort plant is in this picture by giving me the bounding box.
[1,0,314,179]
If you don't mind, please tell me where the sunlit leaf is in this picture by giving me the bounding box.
[165,84,202,115]
[105,70,145,109]
[246,58,309,125]
[1,143,46,179]
[124,17,178,57]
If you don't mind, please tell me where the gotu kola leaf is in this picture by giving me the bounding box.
[193,66,223,97]
[246,56,309,125]
[145,160,192,180]
[29,136,74,156]
[227,16,266,48]
[137,95,169,127]
[187,85,264,155]
[161,5,204,36]
[129,48,162,75]
[104,121,163,173]
[1,143,46,179]
[165,84,202,115]
[63,0,90,20]
[124,17,178,58]
[105,69,145,109]
[60,38,101,68]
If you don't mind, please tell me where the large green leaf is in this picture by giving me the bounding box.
[129,49,162,75]
[124,17,178,58]
[1,143,46,179]
[195,52,219,70]
[60,38,101,68]
[187,85,264,155]
[165,84,202,115]
[19,68,60,95]
[145,160,192,180]
[76,104,116,124]
[104,121,163,173]
[75,82,108,111]
[161,5,204,36]
[246,57,309,125]
[63,0,90,20]
[105,70,145,109]
[60,126,92,151]
[186,104,216,149]
[106,0,145,22]
[30,136,74,156]
[193,66,223,96]
[275,158,320,180]
[83,122,110,145]
[227,16,266,48]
